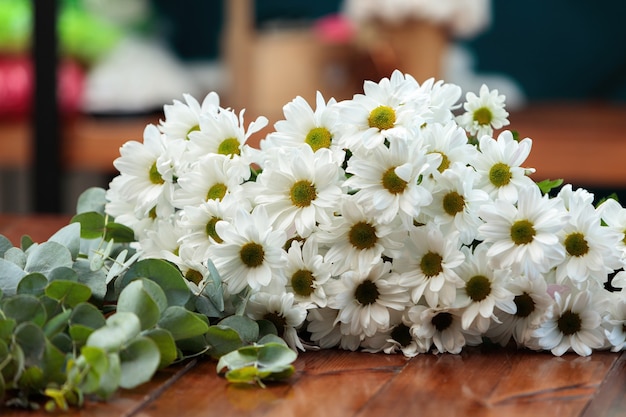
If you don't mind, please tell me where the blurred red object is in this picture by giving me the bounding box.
[0,55,84,118]
[313,14,355,44]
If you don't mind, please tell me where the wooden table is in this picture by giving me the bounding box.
[1,216,626,416]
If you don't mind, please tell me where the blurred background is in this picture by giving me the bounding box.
[1,0,625,214]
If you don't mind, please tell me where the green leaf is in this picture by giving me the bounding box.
[117,279,166,330]
[216,347,259,375]
[69,324,95,347]
[48,266,79,282]
[15,322,46,367]
[0,258,27,296]
[194,294,223,318]
[0,319,16,341]
[95,353,121,399]
[70,303,106,329]
[205,326,243,359]
[537,178,563,195]
[70,212,105,240]
[50,332,73,354]
[18,366,45,391]
[0,235,12,257]
[43,308,72,338]
[104,222,136,243]
[143,328,177,369]
[224,365,266,385]
[4,247,26,269]
[20,235,34,251]
[257,320,279,339]
[119,336,160,389]
[86,312,141,352]
[16,273,48,297]
[42,340,67,385]
[24,241,74,276]
[72,259,108,303]
[219,315,259,344]
[48,223,81,260]
[121,259,190,307]
[76,187,107,215]
[257,342,298,370]
[45,280,92,308]
[158,306,209,341]
[75,346,109,394]
[204,259,224,312]
[2,294,47,327]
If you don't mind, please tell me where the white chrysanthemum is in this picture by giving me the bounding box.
[328,260,410,338]
[422,164,490,245]
[456,84,509,138]
[246,291,308,351]
[601,289,626,352]
[371,311,429,357]
[420,121,479,177]
[105,174,155,237]
[261,91,345,164]
[555,193,622,288]
[112,124,177,216]
[454,244,516,333]
[473,130,536,203]
[395,224,465,307]
[159,92,220,140]
[596,198,626,262]
[409,79,462,125]
[206,206,287,294]
[478,185,569,275]
[408,305,481,354]
[344,136,436,225]
[139,216,186,260]
[533,289,605,356]
[254,146,343,238]
[306,307,361,351]
[173,153,247,209]
[336,70,423,151]
[284,238,332,308]
[315,197,405,275]
[485,271,553,348]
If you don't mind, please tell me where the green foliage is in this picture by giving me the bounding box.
[0,187,298,411]
[536,178,563,195]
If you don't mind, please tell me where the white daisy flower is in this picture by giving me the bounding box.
[456,84,509,138]
[473,130,536,203]
[343,135,436,225]
[533,289,605,356]
[316,197,405,275]
[336,70,423,151]
[420,121,480,177]
[422,164,490,245]
[408,78,462,125]
[596,198,626,262]
[284,238,332,308]
[408,305,481,354]
[328,260,410,338]
[306,307,362,351]
[395,224,465,307]
[454,244,516,333]
[254,146,343,238]
[206,206,287,294]
[478,185,569,275]
[159,92,220,141]
[485,271,553,348]
[261,91,345,164]
[602,290,626,351]
[375,311,429,357]
[246,291,308,351]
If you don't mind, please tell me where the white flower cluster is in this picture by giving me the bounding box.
[105,70,626,357]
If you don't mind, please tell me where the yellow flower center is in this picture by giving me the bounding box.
[217,137,241,156]
[291,269,315,297]
[442,191,465,216]
[185,269,204,285]
[473,107,493,126]
[510,220,536,245]
[564,232,589,257]
[239,242,265,268]
[465,275,491,302]
[348,221,378,250]
[420,251,443,277]
[290,180,317,207]
[206,183,227,201]
[149,162,164,185]
[205,217,223,243]
[489,162,512,187]
[305,127,332,152]
[368,105,396,131]
[186,124,200,140]
[381,167,408,194]
[431,151,450,173]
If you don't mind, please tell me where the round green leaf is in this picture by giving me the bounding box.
[104,222,136,243]
[117,279,167,330]
[121,259,190,307]
[257,342,298,369]
[70,303,106,329]
[0,319,16,341]
[48,223,81,260]
[69,324,95,346]
[43,308,72,338]
[95,353,121,400]
[72,259,108,303]
[0,235,12,257]
[218,315,259,344]
[143,328,177,369]
[119,336,160,389]
[48,267,79,282]
[158,306,209,341]
[205,325,244,359]
[45,280,92,308]
[76,187,107,215]
[2,294,46,327]
[16,273,48,297]
[4,247,26,269]
[15,322,46,367]
[86,312,141,352]
[70,212,105,240]
[0,258,27,297]
[42,340,67,385]
[24,241,74,276]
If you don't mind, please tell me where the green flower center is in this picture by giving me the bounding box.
[239,242,265,268]
[291,269,315,297]
[290,180,317,207]
[354,279,379,305]
[305,127,332,151]
[206,183,227,201]
[514,292,535,318]
[442,191,465,216]
[381,167,408,195]
[564,232,589,257]
[185,269,204,285]
[510,220,536,245]
[391,323,413,347]
[217,137,241,156]
[473,107,493,126]
[149,162,164,185]
[205,217,223,243]
[263,312,287,338]
[420,251,443,277]
[368,105,396,131]
[186,124,200,140]
[557,310,582,336]
[348,221,378,250]
[431,312,453,331]
[489,162,512,187]
[465,275,492,302]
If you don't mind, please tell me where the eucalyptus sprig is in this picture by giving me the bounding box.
[0,188,298,411]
